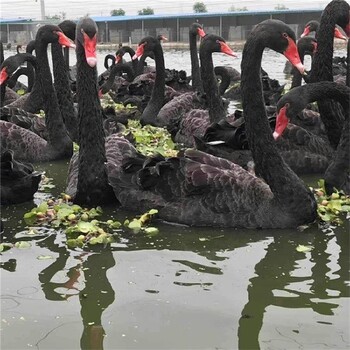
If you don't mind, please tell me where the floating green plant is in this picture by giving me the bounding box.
[311,179,350,226]
[21,194,160,249]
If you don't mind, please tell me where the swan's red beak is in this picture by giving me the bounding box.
[116,54,123,63]
[197,28,206,38]
[0,67,8,85]
[283,36,305,75]
[219,41,237,57]
[132,42,146,60]
[98,89,103,98]
[83,32,97,67]
[300,25,310,38]
[159,35,168,41]
[334,27,347,41]
[273,105,289,140]
[56,31,76,49]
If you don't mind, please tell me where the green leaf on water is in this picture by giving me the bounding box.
[296,244,313,253]
[77,221,98,233]
[0,243,13,252]
[144,227,159,236]
[15,241,32,249]
[37,255,54,260]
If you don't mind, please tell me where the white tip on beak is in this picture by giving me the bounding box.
[86,57,97,67]
[273,131,280,140]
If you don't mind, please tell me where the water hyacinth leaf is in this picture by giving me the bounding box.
[296,244,313,252]
[57,208,74,221]
[77,221,98,233]
[0,243,13,252]
[144,227,159,236]
[24,212,37,225]
[128,220,141,231]
[15,241,32,249]
[148,209,158,215]
[37,255,54,260]
[37,202,49,213]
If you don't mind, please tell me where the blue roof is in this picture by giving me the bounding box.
[0,17,33,24]
[91,8,322,22]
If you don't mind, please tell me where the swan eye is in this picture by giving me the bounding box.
[282,33,288,38]
[285,102,290,108]
[81,29,85,34]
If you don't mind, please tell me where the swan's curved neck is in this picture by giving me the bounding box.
[310,7,337,82]
[140,44,165,125]
[35,38,70,147]
[51,42,78,142]
[200,46,226,122]
[75,40,112,203]
[241,36,310,203]
[189,32,202,92]
[291,45,312,89]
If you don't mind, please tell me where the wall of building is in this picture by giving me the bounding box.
[0,10,322,46]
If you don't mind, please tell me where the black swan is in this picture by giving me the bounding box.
[5,40,44,113]
[132,36,166,126]
[290,36,317,88]
[189,23,206,93]
[214,65,241,95]
[52,20,78,142]
[0,54,48,140]
[300,19,348,40]
[274,81,350,194]
[308,0,350,148]
[0,52,30,107]
[1,149,42,205]
[104,19,317,229]
[168,34,236,146]
[66,17,116,205]
[0,25,75,162]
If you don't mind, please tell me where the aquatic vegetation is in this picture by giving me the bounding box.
[124,120,177,157]
[312,179,350,225]
[20,195,160,249]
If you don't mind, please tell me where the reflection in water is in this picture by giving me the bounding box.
[79,251,115,350]
[238,228,350,349]
[34,233,116,349]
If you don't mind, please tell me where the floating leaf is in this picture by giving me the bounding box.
[37,255,54,260]
[15,241,32,249]
[128,219,141,231]
[296,244,313,253]
[144,227,159,236]
[77,221,98,233]
[0,243,13,252]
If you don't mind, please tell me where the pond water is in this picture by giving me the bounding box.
[1,45,349,350]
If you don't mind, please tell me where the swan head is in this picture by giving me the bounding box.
[334,27,348,41]
[200,34,237,58]
[76,17,98,68]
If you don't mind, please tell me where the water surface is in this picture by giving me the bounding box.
[1,46,349,350]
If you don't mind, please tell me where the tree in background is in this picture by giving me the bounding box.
[110,8,125,16]
[228,5,248,11]
[193,2,208,13]
[45,11,66,20]
[275,4,288,10]
[138,7,154,15]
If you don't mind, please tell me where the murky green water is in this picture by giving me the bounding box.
[1,47,349,349]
